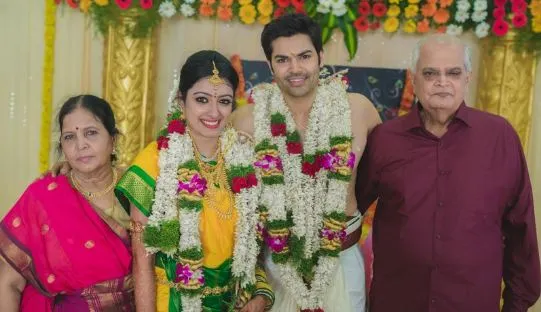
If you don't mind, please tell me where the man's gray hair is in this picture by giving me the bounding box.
[410,34,472,74]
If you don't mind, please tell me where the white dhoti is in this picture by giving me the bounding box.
[265,213,366,312]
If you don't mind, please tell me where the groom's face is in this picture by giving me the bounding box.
[269,34,322,100]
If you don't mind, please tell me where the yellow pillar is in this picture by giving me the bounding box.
[476,30,537,153]
[102,11,158,167]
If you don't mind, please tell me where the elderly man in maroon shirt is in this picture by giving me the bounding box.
[356,34,540,312]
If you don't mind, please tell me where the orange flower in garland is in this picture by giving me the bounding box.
[199,3,215,16]
[433,8,450,24]
[217,5,233,20]
[439,0,453,9]
[417,18,430,32]
[421,3,437,17]
[221,0,234,5]
[201,0,216,5]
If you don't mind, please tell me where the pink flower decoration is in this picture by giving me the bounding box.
[347,152,356,169]
[254,155,283,171]
[178,174,208,195]
[494,0,506,7]
[266,235,288,253]
[175,264,193,285]
[322,150,340,171]
[115,0,132,9]
[511,0,527,12]
[492,7,506,19]
[492,19,509,36]
[512,13,527,28]
[140,0,153,9]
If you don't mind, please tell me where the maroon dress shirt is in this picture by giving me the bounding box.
[356,103,540,312]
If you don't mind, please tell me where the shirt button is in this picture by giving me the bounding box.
[431,298,436,304]
[438,202,444,207]
[436,234,441,239]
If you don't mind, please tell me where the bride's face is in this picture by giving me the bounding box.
[181,77,235,139]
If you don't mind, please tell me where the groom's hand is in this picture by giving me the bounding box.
[239,295,268,312]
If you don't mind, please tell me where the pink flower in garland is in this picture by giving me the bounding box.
[511,0,527,13]
[140,0,152,9]
[175,264,193,284]
[494,0,507,7]
[493,7,506,19]
[347,152,356,168]
[512,13,527,28]
[116,0,132,9]
[254,155,283,171]
[266,235,288,253]
[178,174,208,195]
[321,150,341,171]
[492,19,509,36]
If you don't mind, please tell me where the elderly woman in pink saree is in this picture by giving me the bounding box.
[0,95,134,311]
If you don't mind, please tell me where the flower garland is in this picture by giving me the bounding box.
[252,77,354,310]
[144,103,260,311]
[39,0,57,173]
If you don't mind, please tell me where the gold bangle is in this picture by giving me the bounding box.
[130,220,144,234]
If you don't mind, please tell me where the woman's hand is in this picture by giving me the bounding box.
[239,295,268,312]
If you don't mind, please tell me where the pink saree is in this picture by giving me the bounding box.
[0,175,134,311]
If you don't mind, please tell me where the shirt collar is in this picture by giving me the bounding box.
[402,101,471,131]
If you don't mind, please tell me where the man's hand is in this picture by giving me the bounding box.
[239,295,268,312]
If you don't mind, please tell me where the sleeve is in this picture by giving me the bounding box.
[252,261,275,311]
[501,126,541,312]
[115,141,160,216]
[355,128,380,215]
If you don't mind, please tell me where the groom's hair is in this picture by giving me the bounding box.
[260,13,322,64]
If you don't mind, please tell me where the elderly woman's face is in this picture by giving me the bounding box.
[60,107,114,174]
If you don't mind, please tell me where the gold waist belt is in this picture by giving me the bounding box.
[156,275,230,297]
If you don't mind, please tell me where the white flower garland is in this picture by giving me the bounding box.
[146,116,259,310]
[253,78,352,309]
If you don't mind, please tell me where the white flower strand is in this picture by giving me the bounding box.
[252,78,352,309]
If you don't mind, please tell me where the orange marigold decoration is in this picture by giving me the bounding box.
[199,3,215,16]
[230,54,248,107]
[416,18,431,32]
[433,7,450,24]
[217,5,233,20]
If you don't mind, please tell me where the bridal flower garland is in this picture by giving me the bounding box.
[252,77,354,310]
[143,106,260,311]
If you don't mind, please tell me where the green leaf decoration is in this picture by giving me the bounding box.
[339,18,357,60]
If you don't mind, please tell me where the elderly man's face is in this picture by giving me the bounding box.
[413,42,470,114]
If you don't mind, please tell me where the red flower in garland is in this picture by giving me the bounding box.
[291,0,304,10]
[140,0,153,9]
[157,136,169,150]
[116,0,132,9]
[276,0,290,8]
[168,119,186,134]
[271,123,287,136]
[494,0,506,7]
[372,3,387,17]
[492,19,509,36]
[231,176,248,193]
[354,17,370,32]
[492,7,505,19]
[246,173,258,187]
[512,13,527,28]
[274,7,286,18]
[511,0,527,12]
[286,142,303,154]
[358,1,371,16]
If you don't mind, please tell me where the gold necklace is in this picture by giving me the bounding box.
[70,169,118,199]
[191,139,235,220]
